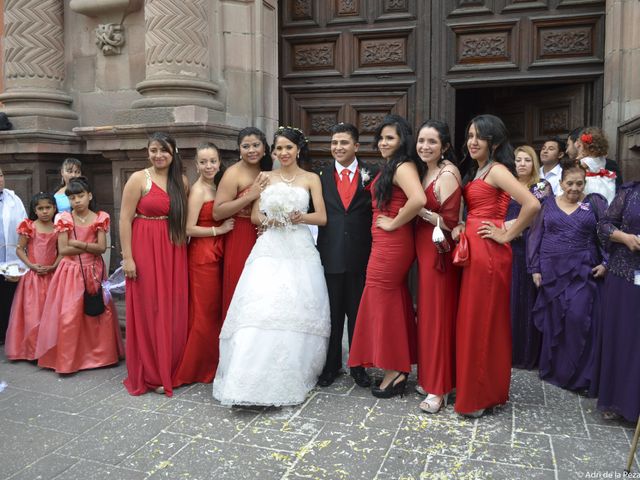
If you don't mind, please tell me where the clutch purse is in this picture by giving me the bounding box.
[452,231,470,267]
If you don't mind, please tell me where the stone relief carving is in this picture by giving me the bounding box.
[96,23,125,55]
[3,0,65,81]
[145,0,208,69]
[361,39,405,65]
[293,0,313,19]
[294,44,334,69]
[385,0,408,11]
[310,113,337,134]
[541,108,569,133]
[540,29,591,56]
[337,0,358,15]
[459,34,508,61]
[359,112,387,133]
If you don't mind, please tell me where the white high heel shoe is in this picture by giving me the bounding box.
[419,393,449,414]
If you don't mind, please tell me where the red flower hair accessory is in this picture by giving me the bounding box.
[580,133,593,144]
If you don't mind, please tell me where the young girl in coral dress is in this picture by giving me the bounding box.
[5,193,61,360]
[35,178,124,373]
[173,143,235,387]
[120,132,189,397]
[214,127,272,318]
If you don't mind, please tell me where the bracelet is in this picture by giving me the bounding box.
[211,226,217,237]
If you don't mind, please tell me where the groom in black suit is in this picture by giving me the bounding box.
[317,123,377,388]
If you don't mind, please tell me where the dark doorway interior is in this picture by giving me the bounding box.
[454,83,595,157]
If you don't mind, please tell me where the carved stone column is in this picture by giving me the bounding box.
[132,0,222,111]
[0,0,78,129]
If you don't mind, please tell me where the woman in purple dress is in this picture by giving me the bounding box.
[527,159,607,391]
[596,182,640,422]
[505,146,552,369]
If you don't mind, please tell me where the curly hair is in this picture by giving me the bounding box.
[560,157,587,181]
[579,126,609,158]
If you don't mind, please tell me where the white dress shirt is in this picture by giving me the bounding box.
[539,163,563,196]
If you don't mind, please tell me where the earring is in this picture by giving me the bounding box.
[441,154,444,160]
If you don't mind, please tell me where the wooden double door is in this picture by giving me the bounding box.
[279,0,605,163]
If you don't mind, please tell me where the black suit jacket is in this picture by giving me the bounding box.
[317,160,378,274]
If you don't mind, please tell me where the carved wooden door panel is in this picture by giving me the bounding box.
[279,0,430,166]
[430,0,605,147]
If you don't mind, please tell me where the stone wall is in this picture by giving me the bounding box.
[603,0,640,181]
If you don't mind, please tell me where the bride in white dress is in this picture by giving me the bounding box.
[213,126,330,406]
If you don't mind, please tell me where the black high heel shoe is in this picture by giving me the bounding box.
[371,372,407,399]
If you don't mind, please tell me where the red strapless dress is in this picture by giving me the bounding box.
[221,187,257,318]
[348,177,416,372]
[173,201,225,386]
[455,179,512,414]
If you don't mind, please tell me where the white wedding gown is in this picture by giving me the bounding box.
[212,182,330,406]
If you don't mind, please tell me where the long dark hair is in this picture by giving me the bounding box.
[238,127,273,171]
[416,119,457,171]
[55,157,82,192]
[460,114,515,184]
[195,142,225,187]
[65,176,97,211]
[28,192,57,221]
[373,114,424,210]
[148,132,188,245]
[273,126,311,168]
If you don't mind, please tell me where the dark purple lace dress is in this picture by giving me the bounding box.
[506,180,552,369]
[596,182,640,422]
[527,193,607,391]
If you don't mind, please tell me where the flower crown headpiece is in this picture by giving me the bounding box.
[580,133,593,145]
[275,125,310,146]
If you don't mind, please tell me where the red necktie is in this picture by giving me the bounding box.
[337,169,351,208]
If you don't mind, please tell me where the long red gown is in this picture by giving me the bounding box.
[221,187,257,318]
[123,181,188,397]
[455,178,512,414]
[415,176,462,396]
[5,220,58,360]
[348,177,416,372]
[36,212,124,373]
[173,201,225,386]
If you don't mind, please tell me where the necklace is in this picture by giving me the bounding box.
[474,160,493,179]
[74,212,90,223]
[279,172,297,185]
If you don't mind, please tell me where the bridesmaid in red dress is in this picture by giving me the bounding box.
[120,132,189,397]
[173,143,235,386]
[451,115,540,417]
[348,114,426,398]
[413,120,462,413]
[36,178,124,373]
[214,127,272,318]
[6,193,61,360]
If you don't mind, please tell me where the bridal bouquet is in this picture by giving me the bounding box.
[260,183,298,228]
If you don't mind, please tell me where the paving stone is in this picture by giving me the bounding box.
[552,436,629,473]
[7,454,79,480]
[474,403,513,444]
[165,403,259,442]
[119,431,192,472]
[377,447,426,478]
[147,439,293,479]
[587,424,632,443]
[510,369,546,406]
[251,407,326,436]
[293,424,395,479]
[154,398,202,417]
[393,414,474,457]
[514,402,589,437]
[98,388,173,412]
[422,455,556,479]
[57,408,177,465]
[469,433,554,470]
[314,372,356,396]
[50,460,146,480]
[298,391,377,426]
[173,382,217,404]
[0,419,75,478]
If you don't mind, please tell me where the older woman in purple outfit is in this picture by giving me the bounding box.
[527,159,607,392]
[506,146,552,369]
[596,182,640,422]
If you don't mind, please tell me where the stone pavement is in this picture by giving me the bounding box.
[0,350,637,480]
